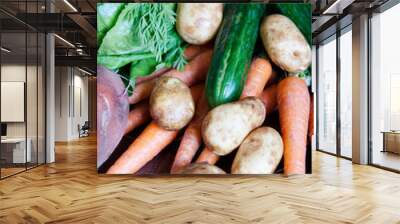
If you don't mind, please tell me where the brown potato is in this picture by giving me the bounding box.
[202,97,266,156]
[176,3,223,45]
[150,76,195,130]
[179,163,226,174]
[231,127,283,174]
[260,14,311,73]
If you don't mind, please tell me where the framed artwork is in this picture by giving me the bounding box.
[97,2,312,175]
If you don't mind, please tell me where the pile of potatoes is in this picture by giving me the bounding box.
[177,3,311,75]
[144,3,312,174]
[150,77,284,174]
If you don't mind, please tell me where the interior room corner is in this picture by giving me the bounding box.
[0,1,399,223]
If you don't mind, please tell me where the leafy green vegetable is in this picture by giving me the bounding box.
[97,3,187,83]
[97,3,125,46]
[130,57,158,80]
[97,53,155,71]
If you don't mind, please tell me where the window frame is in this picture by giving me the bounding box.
[367,1,400,173]
[315,24,353,161]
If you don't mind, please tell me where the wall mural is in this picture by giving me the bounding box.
[97,3,313,175]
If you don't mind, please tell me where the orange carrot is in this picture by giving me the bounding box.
[260,84,278,115]
[240,58,272,98]
[195,58,273,166]
[165,49,213,86]
[107,122,179,174]
[170,92,209,173]
[183,44,212,60]
[125,101,150,135]
[128,80,155,104]
[277,77,310,175]
[188,84,203,103]
[108,85,203,174]
[129,49,213,104]
[136,67,170,85]
[196,147,219,165]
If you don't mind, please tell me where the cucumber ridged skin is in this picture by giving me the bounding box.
[205,3,265,108]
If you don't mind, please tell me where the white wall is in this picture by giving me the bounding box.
[54,66,89,141]
[72,73,89,138]
[1,65,26,139]
[1,63,46,164]
[54,66,70,141]
[1,65,39,138]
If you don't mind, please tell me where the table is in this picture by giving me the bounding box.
[381,131,400,154]
[1,138,31,163]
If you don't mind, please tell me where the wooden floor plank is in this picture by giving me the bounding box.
[0,135,399,223]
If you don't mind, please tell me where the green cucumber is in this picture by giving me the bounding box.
[205,3,265,108]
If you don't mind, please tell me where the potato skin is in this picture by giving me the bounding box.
[176,3,223,45]
[231,127,283,174]
[202,97,266,156]
[179,163,226,174]
[150,76,195,130]
[260,14,311,73]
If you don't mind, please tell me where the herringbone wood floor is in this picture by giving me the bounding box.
[1,135,400,224]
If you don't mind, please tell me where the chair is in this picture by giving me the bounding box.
[78,121,90,138]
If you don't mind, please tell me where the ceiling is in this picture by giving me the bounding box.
[0,0,96,73]
[0,0,96,14]
[312,0,391,44]
[0,0,396,73]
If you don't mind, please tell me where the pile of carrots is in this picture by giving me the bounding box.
[104,44,311,175]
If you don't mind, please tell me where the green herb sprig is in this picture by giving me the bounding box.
[134,3,187,70]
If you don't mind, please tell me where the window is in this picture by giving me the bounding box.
[339,28,352,158]
[0,1,47,179]
[317,36,337,154]
[370,3,400,171]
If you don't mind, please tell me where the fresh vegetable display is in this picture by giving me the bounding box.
[98,3,313,175]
